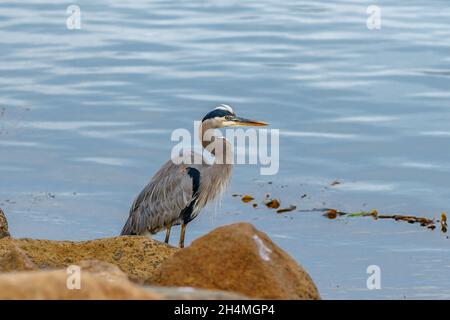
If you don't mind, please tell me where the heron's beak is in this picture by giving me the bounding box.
[226,116,269,127]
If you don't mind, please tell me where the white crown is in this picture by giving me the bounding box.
[216,104,234,114]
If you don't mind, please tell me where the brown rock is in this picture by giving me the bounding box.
[0,269,161,300]
[155,223,320,300]
[0,251,249,300]
[145,285,250,300]
[0,266,250,300]
[0,236,178,282]
[0,245,37,272]
[76,259,129,282]
[0,208,10,239]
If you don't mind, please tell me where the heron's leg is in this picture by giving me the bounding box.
[164,223,172,244]
[179,223,187,248]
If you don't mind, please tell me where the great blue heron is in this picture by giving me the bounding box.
[120,104,268,247]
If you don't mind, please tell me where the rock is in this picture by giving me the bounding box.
[76,259,129,282]
[0,236,178,282]
[0,208,10,239]
[145,286,250,300]
[0,245,37,272]
[0,266,250,299]
[155,223,320,300]
[0,219,320,299]
[0,269,161,300]
[72,260,249,299]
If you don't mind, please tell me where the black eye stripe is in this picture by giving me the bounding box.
[202,109,234,122]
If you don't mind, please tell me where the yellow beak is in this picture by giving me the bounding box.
[227,116,269,127]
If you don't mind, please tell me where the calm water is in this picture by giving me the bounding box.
[1,0,450,299]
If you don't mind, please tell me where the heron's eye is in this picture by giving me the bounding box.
[224,115,233,120]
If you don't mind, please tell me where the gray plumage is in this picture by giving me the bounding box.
[120,104,267,247]
[121,152,232,236]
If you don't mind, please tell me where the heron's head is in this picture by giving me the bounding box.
[202,104,268,128]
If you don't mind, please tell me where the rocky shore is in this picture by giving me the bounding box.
[0,208,320,300]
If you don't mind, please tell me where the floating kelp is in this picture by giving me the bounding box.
[276,205,297,214]
[264,199,280,209]
[346,210,378,218]
[376,214,434,227]
[441,213,447,233]
[233,191,299,213]
[230,182,446,235]
[330,180,341,186]
[318,208,441,232]
[241,195,254,203]
[323,209,347,219]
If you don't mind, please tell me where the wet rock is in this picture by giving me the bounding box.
[0,269,161,300]
[0,236,178,282]
[0,208,10,239]
[155,223,320,300]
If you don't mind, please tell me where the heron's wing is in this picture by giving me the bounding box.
[121,158,204,235]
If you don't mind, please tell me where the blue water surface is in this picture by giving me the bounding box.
[1,0,450,299]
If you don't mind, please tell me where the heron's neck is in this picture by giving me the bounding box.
[199,121,233,165]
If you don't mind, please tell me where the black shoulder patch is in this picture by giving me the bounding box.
[186,167,200,197]
[181,167,201,224]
